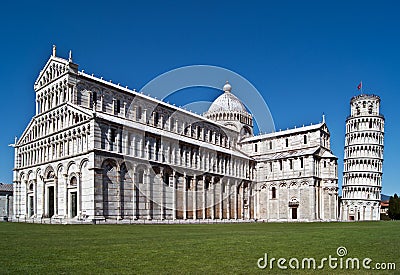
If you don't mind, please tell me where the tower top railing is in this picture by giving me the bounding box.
[350,94,381,103]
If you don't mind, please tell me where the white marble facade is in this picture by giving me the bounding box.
[12,47,338,222]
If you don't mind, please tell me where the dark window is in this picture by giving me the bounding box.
[304,135,307,144]
[289,159,293,169]
[279,160,283,170]
[369,120,372,128]
[116,99,121,113]
[93,92,97,104]
[70,177,77,186]
[110,129,116,143]
[271,187,276,199]
[324,161,327,168]
[154,112,159,126]
[270,162,273,172]
[300,157,304,168]
[269,141,273,149]
[137,106,142,120]
[254,143,258,152]
[286,138,289,147]
[138,170,144,184]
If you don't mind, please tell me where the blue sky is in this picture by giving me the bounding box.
[0,1,399,195]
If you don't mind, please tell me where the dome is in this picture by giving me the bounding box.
[207,82,248,114]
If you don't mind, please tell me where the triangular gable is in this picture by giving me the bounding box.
[320,123,330,135]
[17,118,35,146]
[17,103,93,146]
[34,56,70,91]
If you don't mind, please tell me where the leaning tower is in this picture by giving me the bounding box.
[341,94,384,221]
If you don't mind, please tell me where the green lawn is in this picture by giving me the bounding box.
[1,221,399,274]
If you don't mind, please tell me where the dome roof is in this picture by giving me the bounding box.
[207,82,248,114]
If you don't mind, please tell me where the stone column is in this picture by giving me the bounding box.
[54,177,59,216]
[145,139,150,160]
[160,168,164,220]
[172,171,177,220]
[107,127,112,151]
[234,181,238,220]
[183,173,187,220]
[63,175,68,218]
[211,176,215,220]
[310,181,316,220]
[100,95,104,111]
[219,181,223,219]
[193,176,197,220]
[146,169,151,220]
[227,180,231,220]
[133,171,137,220]
[241,185,245,219]
[116,168,121,220]
[6,194,10,218]
[34,179,38,218]
[202,176,206,220]
[24,180,28,217]
[178,146,182,166]
[321,187,325,220]
[112,98,116,114]
[117,130,123,154]
[143,109,147,124]
[42,180,46,217]
[77,172,82,219]
[160,143,164,162]
[248,183,252,220]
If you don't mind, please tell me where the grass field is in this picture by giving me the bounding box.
[1,221,399,274]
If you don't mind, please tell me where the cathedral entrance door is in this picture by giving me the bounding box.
[48,186,55,217]
[71,192,77,218]
[29,196,34,217]
[291,207,298,219]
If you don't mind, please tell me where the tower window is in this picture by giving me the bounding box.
[270,162,273,172]
[285,138,289,147]
[300,157,304,168]
[369,120,372,128]
[254,143,258,152]
[289,159,293,169]
[324,161,327,168]
[279,160,283,170]
[304,135,307,144]
[269,141,273,150]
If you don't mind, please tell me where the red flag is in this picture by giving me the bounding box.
[357,81,362,90]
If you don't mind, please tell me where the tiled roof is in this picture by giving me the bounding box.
[0,183,13,192]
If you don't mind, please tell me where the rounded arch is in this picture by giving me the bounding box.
[101,158,119,171]
[79,158,89,172]
[44,165,56,179]
[66,161,78,173]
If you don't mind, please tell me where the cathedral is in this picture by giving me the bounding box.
[12,47,339,223]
